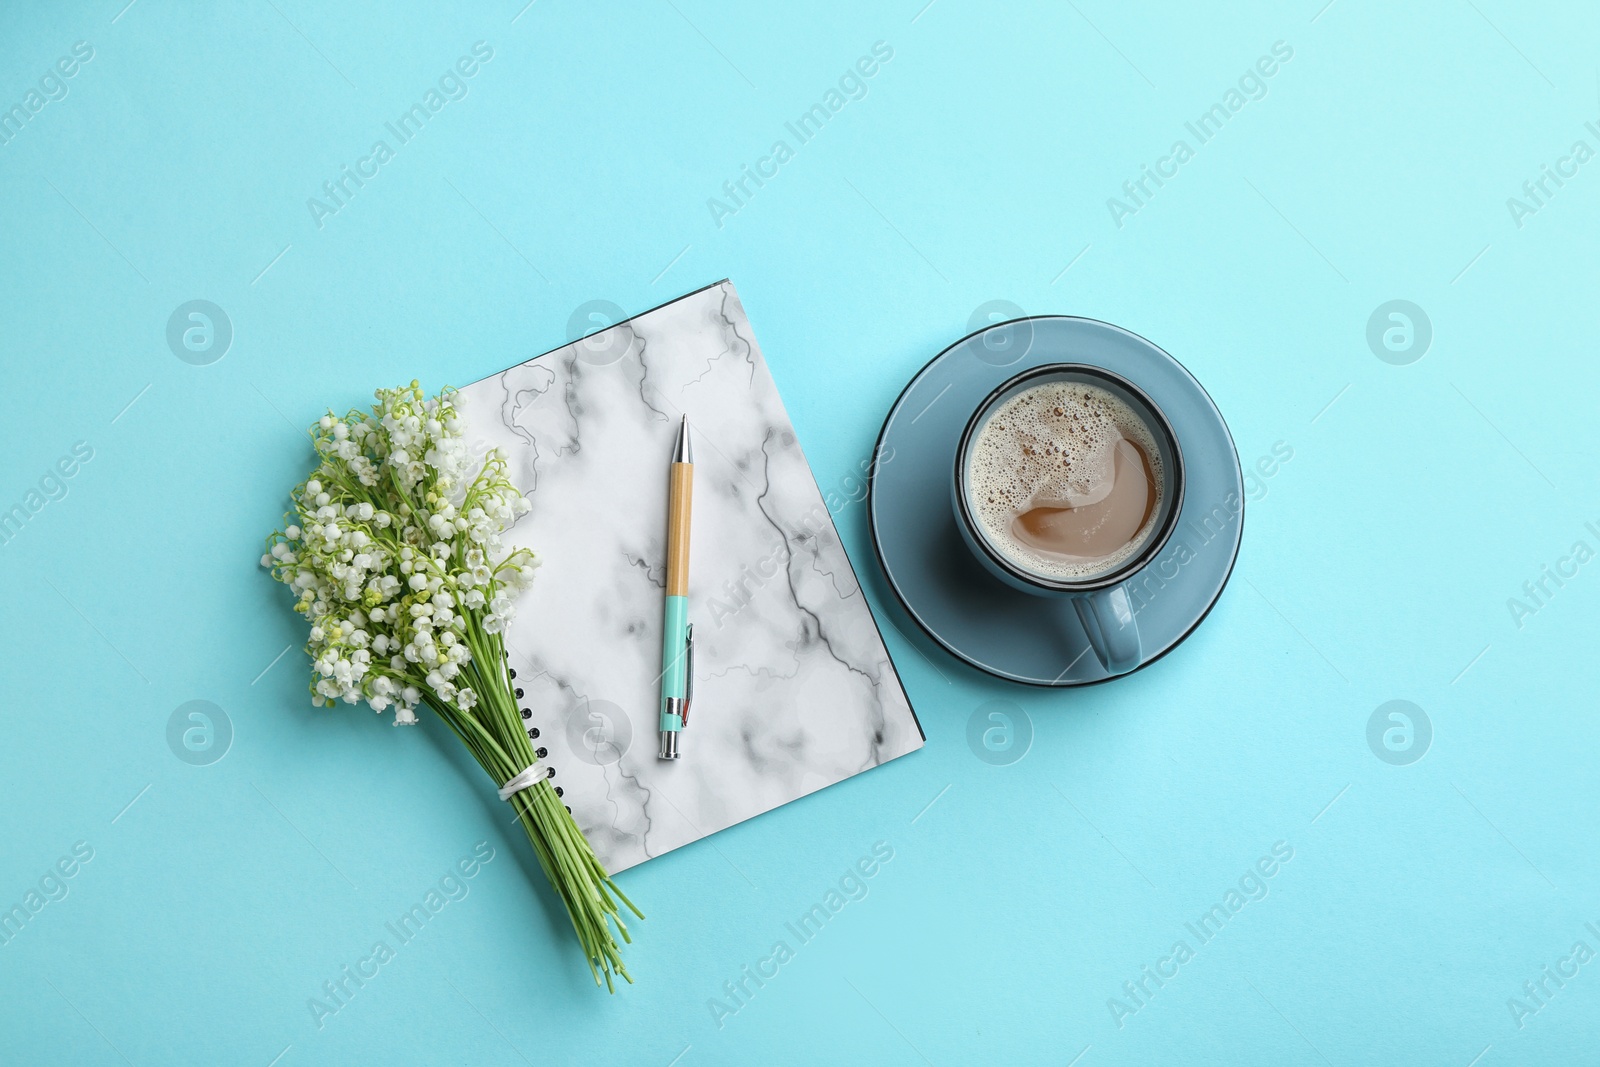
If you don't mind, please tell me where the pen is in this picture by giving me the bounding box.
[658,415,694,760]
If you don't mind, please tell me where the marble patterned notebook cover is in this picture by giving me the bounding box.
[454,280,923,872]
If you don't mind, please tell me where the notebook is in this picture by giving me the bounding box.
[455,280,923,872]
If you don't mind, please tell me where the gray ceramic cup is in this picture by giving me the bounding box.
[952,364,1185,675]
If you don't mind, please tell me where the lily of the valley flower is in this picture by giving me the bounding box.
[261,382,536,721]
[261,382,635,991]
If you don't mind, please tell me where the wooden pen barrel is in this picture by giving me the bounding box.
[666,462,693,596]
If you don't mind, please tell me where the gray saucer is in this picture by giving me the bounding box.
[867,317,1244,686]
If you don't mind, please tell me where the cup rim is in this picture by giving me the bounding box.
[953,362,1187,593]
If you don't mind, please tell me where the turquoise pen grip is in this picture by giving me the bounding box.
[659,594,689,731]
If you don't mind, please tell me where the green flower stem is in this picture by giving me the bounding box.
[425,622,641,990]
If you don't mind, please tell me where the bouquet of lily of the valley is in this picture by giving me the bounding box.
[261,382,641,989]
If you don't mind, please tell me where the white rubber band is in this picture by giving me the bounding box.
[497,762,544,802]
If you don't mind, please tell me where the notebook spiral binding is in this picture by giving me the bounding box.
[509,664,569,812]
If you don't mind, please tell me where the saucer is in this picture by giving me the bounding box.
[867,316,1243,686]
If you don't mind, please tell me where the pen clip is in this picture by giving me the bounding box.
[681,624,694,725]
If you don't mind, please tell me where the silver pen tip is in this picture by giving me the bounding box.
[673,415,693,464]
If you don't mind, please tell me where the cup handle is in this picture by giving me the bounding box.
[1072,585,1141,675]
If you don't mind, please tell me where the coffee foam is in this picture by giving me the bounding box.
[966,380,1164,580]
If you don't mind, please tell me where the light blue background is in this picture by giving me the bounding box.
[2,2,1597,1064]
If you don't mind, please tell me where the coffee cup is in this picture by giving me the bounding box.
[952,364,1185,675]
